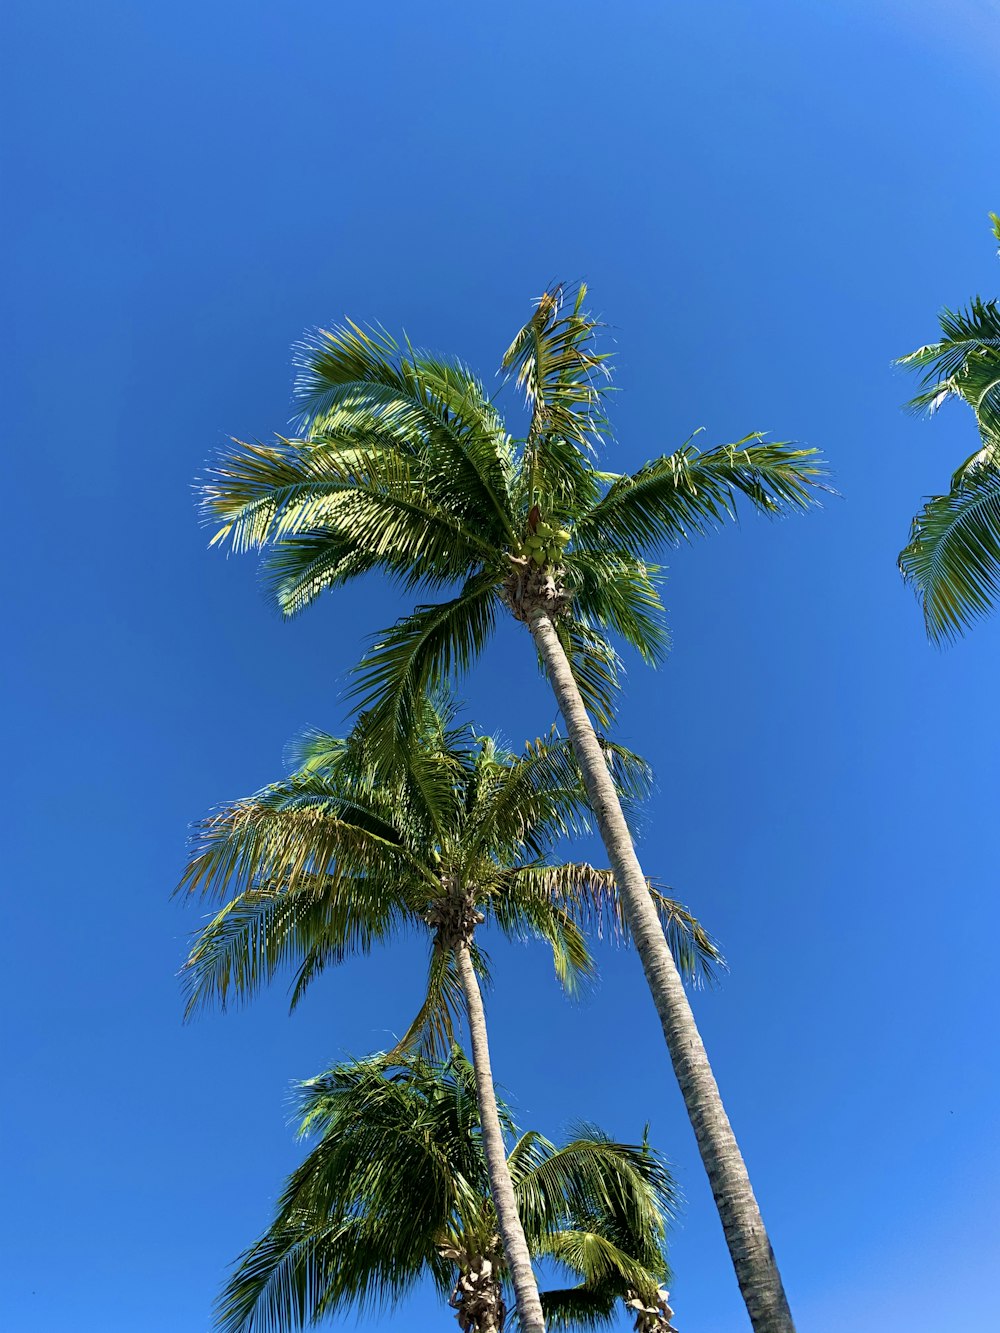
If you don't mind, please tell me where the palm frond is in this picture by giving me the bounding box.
[899,298,1000,436]
[487,887,595,997]
[576,436,824,554]
[204,431,495,595]
[503,865,724,987]
[261,530,378,617]
[391,941,490,1063]
[292,324,519,538]
[180,876,415,1016]
[537,1284,619,1331]
[567,550,669,666]
[462,732,592,864]
[535,1229,663,1291]
[501,285,608,515]
[179,786,417,901]
[348,576,502,755]
[501,285,609,452]
[898,460,1000,641]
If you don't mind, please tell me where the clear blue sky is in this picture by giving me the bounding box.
[3,2,998,1330]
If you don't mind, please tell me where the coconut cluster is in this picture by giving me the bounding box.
[517,519,571,567]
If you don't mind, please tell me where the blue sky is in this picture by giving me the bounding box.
[3,2,998,1330]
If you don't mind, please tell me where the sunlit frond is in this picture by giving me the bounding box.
[899,298,1000,437]
[180,877,413,1017]
[179,787,416,901]
[501,285,608,516]
[575,436,824,554]
[217,1054,492,1333]
[567,549,669,665]
[391,942,485,1062]
[293,324,518,538]
[502,864,724,987]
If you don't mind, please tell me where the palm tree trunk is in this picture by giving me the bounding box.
[454,940,546,1333]
[528,607,794,1333]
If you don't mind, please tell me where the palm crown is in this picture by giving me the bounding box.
[897,214,1000,641]
[180,694,720,1053]
[203,285,824,738]
[217,1051,679,1333]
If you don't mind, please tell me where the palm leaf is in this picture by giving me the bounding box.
[179,788,417,900]
[899,298,1000,436]
[180,875,416,1017]
[575,436,825,553]
[293,324,519,540]
[567,550,669,666]
[348,575,502,754]
[501,285,608,515]
[537,1284,619,1331]
[504,864,724,987]
[898,461,1000,641]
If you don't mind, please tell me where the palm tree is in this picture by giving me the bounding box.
[898,213,1000,641]
[180,695,718,1333]
[199,285,821,1331]
[217,1050,680,1333]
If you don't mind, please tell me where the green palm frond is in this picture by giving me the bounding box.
[575,436,824,554]
[261,530,378,617]
[503,864,724,987]
[391,941,482,1062]
[513,1129,674,1240]
[501,284,610,454]
[533,1229,663,1298]
[205,431,496,594]
[218,1055,493,1333]
[567,549,669,665]
[501,285,608,514]
[216,1216,407,1333]
[180,877,412,1017]
[899,298,1000,436]
[348,575,502,753]
[898,460,1000,642]
[488,888,596,997]
[462,732,591,863]
[293,324,519,538]
[897,223,1000,640]
[179,787,417,900]
[537,1284,619,1331]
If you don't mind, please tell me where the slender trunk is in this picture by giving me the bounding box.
[454,941,546,1333]
[528,608,794,1333]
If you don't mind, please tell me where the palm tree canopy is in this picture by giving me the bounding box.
[179,694,723,1053]
[201,284,825,737]
[897,215,1000,640]
[216,1050,678,1333]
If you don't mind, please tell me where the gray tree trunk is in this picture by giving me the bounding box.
[528,607,794,1333]
[455,941,546,1333]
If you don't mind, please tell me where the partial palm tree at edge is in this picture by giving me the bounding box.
[897,212,1000,641]
[200,285,824,1332]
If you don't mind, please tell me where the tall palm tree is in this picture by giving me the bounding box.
[898,213,1000,641]
[199,285,821,1331]
[180,695,718,1333]
[217,1050,680,1333]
